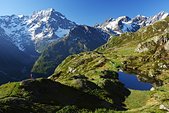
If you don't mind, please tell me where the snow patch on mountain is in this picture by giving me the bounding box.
[55,27,70,37]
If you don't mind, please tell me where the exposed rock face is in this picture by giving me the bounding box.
[159,104,169,111]
[136,33,169,53]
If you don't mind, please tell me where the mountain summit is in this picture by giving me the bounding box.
[28,8,76,41]
[0,8,77,53]
[97,11,169,35]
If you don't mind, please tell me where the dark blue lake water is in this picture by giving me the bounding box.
[118,72,153,90]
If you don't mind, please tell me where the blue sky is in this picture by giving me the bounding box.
[0,0,169,25]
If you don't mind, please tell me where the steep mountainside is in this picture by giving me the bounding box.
[0,27,35,84]
[0,8,77,84]
[28,8,77,52]
[97,11,169,35]
[0,8,77,53]
[32,25,109,77]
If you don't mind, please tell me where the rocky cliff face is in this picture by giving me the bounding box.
[136,33,169,53]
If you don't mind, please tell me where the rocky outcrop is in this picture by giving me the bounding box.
[136,33,169,53]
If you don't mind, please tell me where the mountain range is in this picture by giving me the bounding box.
[0,8,168,54]
[97,11,169,35]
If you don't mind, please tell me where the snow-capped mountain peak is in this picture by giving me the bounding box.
[97,11,169,35]
[0,8,77,53]
[29,8,60,23]
[153,11,169,20]
[146,11,169,25]
[116,16,131,22]
[28,8,76,42]
[98,16,134,35]
[106,18,115,22]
